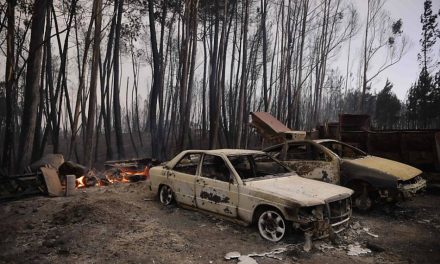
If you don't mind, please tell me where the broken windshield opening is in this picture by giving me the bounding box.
[228,154,291,181]
[320,141,367,159]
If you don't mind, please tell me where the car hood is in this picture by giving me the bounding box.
[245,174,353,207]
[345,156,422,181]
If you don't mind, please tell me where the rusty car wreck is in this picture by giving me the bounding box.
[264,139,427,210]
[149,149,353,242]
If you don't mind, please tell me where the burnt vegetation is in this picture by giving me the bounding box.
[0,0,439,172]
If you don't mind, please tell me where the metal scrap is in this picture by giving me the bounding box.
[346,243,372,256]
[224,251,241,260]
[237,256,258,264]
[363,227,379,238]
[224,244,301,262]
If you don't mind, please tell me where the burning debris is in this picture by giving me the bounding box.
[103,158,161,184]
[0,155,161,200]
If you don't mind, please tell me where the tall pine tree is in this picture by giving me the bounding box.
[407,0,438,128]
[375,80,401,129]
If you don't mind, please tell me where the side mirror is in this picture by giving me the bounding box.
[229,174,235,184]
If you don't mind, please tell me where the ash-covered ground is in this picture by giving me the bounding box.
[1,182,439,264]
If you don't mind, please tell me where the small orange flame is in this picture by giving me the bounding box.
[76,176,86,188]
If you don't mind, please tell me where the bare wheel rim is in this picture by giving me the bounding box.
[354,195,372,211]
[160,186,173,205]
[258,210,286,242]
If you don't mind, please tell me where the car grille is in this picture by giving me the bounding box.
[325,197,351,233]
[401,175,423,185]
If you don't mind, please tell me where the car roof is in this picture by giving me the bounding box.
[263,139,338,150]
[184,149,265,156]
[313,139,337,144]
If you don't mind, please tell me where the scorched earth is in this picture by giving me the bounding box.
[1,182,439,264]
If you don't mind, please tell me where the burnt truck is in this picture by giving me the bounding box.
[250,112,429,211]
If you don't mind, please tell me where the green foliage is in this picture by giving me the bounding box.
[392,19,403,35]
[342,89,376,116]
[418,0,438,69]
[406,0,440,128]
[406,69,438,128]
[374,80,401,129]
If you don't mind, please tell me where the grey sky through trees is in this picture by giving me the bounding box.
[0,0,438,105]
[346,0,440,99]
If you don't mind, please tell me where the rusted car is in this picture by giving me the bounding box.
[264,139,427,210]
[149,149,353,242]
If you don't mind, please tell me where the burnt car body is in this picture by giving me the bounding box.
[149,149,353,242]
[264,139,427,210]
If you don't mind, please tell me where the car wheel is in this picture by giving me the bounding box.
[351,182,373,211]
[159,185,174,205]
[257,209,288,242]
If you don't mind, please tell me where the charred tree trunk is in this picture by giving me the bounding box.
[147,0,163,160]
[261,0,268,112]
[84,0,102,167]
[209,3,220,149]
[17,0,47,172]
[113,0,125,159]
[2,0,16,172]
[236,0,249,148]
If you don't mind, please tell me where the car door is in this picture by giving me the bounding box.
[169,153,201,206]
[281,142,340,184]
[194,154,239,217]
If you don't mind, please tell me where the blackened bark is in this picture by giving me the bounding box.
[84,0,102,167]
[17,0,47,172]
[2,0,16,172]
[147,0,163,159]
[113,0,125,159]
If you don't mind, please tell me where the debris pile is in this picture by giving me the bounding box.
[346,243,372,256]
[103,158,161,183]
[0,155,161,201]
[223,219,382,263]
[225,246,297,263]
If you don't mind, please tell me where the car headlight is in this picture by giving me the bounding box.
[311,205,324,220]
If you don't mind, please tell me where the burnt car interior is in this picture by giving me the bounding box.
[228,154,290,180]
[173,153,201,175]
[267,143,330,162]
[320,141,366,159]
[200,155,232,182]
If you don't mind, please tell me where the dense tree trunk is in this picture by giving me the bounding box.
[147,0,163,160]
[113,0,125,159]
[236,0,249,148]
[2,0,16,172]
[69,7,94,161]
[17,0,47,172]
[261,0,268,112]
[84,0,102,167]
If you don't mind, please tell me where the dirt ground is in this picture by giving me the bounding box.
[1,182,439,264]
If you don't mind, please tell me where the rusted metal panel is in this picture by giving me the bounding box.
[339,114,371,131]
[250,112,306,143]
[251,112,291,134]
[318,114,440,172]
[283,161,339,184]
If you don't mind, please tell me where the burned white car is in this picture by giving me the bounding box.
[149,149,353,242]
[264,139,427,210]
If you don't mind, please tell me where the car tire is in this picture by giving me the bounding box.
[159,185,174,206]
[256,208,289,242]
[350,181,374,211]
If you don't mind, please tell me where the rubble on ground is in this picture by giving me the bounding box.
[0,155,159,201]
